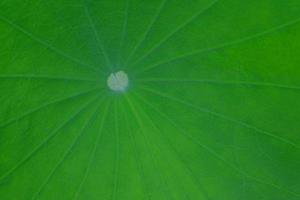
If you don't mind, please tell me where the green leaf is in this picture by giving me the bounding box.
[1,0,300,199]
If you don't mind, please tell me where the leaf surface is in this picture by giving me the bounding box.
[1,0,300,199]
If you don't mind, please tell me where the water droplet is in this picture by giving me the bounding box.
[107,71,129,92]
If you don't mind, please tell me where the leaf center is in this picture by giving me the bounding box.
[107,70,129,92]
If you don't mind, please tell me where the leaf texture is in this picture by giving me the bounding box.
[0,0,300,199]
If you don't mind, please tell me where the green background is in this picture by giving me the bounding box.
[1,0,300,199]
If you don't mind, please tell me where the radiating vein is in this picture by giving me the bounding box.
[136,93,211,200]
[0,87,103,129]
[130,97,179,200]
[119,100,151,199]
[31,94,104,200]
[125,95,173,200]
[141,86,299,148]
[73,100,110,200]
[0,15,100,72]
[0,74,98,82]
[136,92,300,197]
[137,16,300,74]
[130,0,219,67]
[137,78,300,90]
[111,99,120,200]
[118,0,130,65]
[124,0,167,66]
[83,0,114,70]
[0,94,101,183]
